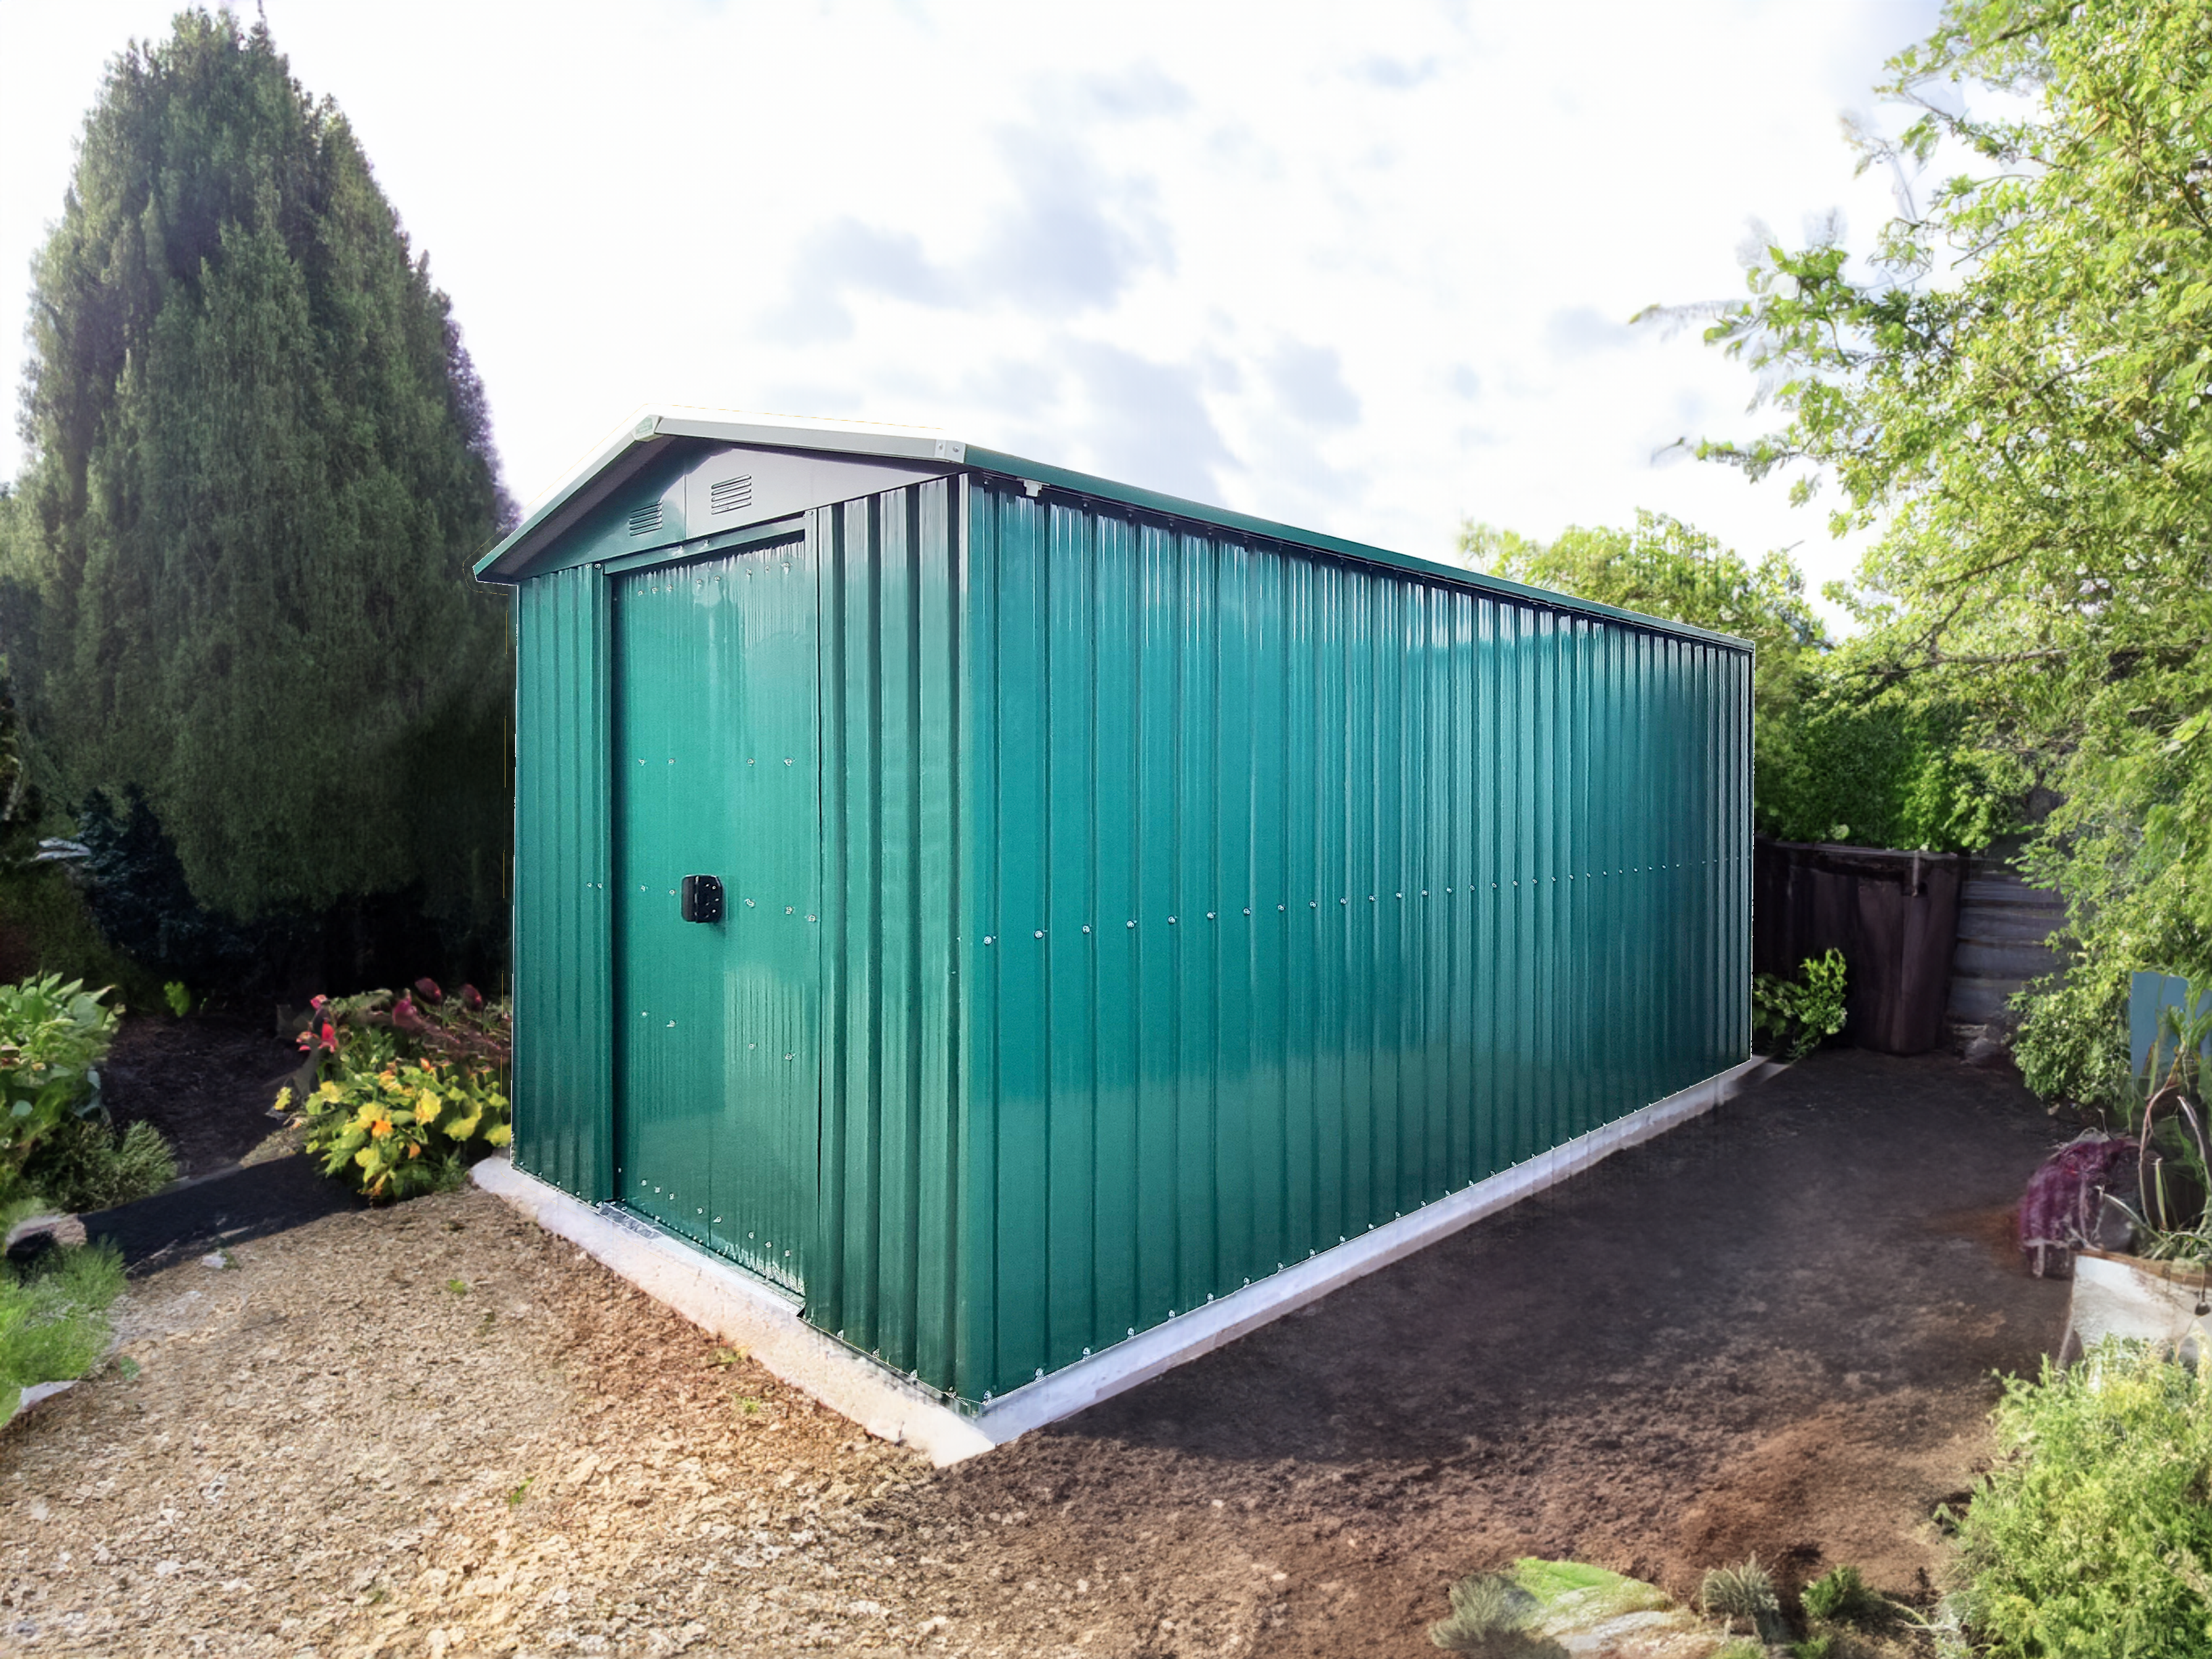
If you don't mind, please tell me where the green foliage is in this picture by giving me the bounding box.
[1957,1340,2212,1656]
[287,981,510,1201]
[0,1242,125,1420]
[1801,1564,1882,1628]
[1677,0,2212,1105]
[161,981,190,1019]
[1427,1572,1553,1656]
[1754,949,1849,1059]
[0,976,121,1197]
[1758,682,2018,852]
[1698,1557,1786,1643]
[19,1118,176,1214]
[1,9,513,951]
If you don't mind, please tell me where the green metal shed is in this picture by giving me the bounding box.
[477,407,1753,1414]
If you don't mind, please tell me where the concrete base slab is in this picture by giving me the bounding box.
[475,1054,1780,1465]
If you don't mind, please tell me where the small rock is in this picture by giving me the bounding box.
[4,1214,85,1252]
[200,1252,229,1270]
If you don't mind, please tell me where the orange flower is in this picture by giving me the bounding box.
[369,1118,393,1139]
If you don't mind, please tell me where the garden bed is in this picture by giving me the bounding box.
[98,1012,299,1179]
[0,1048,2066,1656]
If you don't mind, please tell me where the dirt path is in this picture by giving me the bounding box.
[0,1048,2067,1657]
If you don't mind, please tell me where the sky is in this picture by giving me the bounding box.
[0,1,1943,626]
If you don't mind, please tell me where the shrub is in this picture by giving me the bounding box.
[1753,949,1849,1059]
[1957,1340,2212,1656]
[285,978,510,1202]
[0,975,122,1197]
[19,1118,176,1212]
[0,1240,125,1420]
[1801,1565,1881,1627]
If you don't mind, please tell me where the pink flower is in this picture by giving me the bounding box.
[413,978,444,1005]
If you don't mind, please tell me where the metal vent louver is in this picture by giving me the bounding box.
[709,476,754,516]
[628,503,663,537]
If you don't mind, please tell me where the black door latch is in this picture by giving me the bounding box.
[680,874,723,923]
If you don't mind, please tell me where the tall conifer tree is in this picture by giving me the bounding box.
[5,9,512,969]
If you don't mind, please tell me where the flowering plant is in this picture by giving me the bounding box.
[281,978,510,1201]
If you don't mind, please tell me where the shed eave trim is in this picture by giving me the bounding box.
[959,445,1753,653]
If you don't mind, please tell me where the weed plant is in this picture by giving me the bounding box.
[0,1241,125,1418]
[1958,1338,2212,1656]
[1753,951,1848,1059]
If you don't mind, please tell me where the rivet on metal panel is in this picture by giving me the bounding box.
[1128,1327,1136,1336]
[785,906,794,914]
[1206,913,1216,920]
[747,758,754,765]
[1339,898,1347,905]
[1368,895,1376,902]
[807,915,817,922]
[1169,916,1178,924]
[1244,907,1252,915]
[1126,920,1136,928]
[1395,893,1402,899]
[983,936,995,945]
[1082,1347,1091,1357]
[1278,904,1286,911]
[1034,930,1044,939]
[1082,924,1092,933]
[1035,1368,1044,1379]
[745,898,756,907]
[1422,890,1429,897]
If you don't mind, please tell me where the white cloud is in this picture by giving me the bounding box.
[0,0,1946,628]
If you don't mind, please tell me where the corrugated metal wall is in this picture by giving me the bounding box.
[512,562,615,1201]
[953,478,1750,1399]
[811,481,966,1380]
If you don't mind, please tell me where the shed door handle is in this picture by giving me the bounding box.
[680,874,723,923]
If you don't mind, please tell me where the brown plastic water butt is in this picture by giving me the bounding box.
[1753,839,1963,1054]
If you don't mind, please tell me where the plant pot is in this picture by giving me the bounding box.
[2066,1247,2212,1362]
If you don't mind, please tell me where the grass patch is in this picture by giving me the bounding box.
[0,1240,125,1418]
[1510,1559,1671,1618]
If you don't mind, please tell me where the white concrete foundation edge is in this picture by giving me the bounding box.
[473,1053,1780,1466]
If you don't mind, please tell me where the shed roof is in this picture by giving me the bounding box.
[475,406,1751,653]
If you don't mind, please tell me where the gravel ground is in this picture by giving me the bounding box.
[0,1048,2069,1658]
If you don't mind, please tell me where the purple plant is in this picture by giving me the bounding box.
[2018,1135,2139,1277]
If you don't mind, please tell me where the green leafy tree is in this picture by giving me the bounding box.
[1674,0,2212,1103]
[3,9,512,971]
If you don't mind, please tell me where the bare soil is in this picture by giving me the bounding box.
[0,1048,2068,1657]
